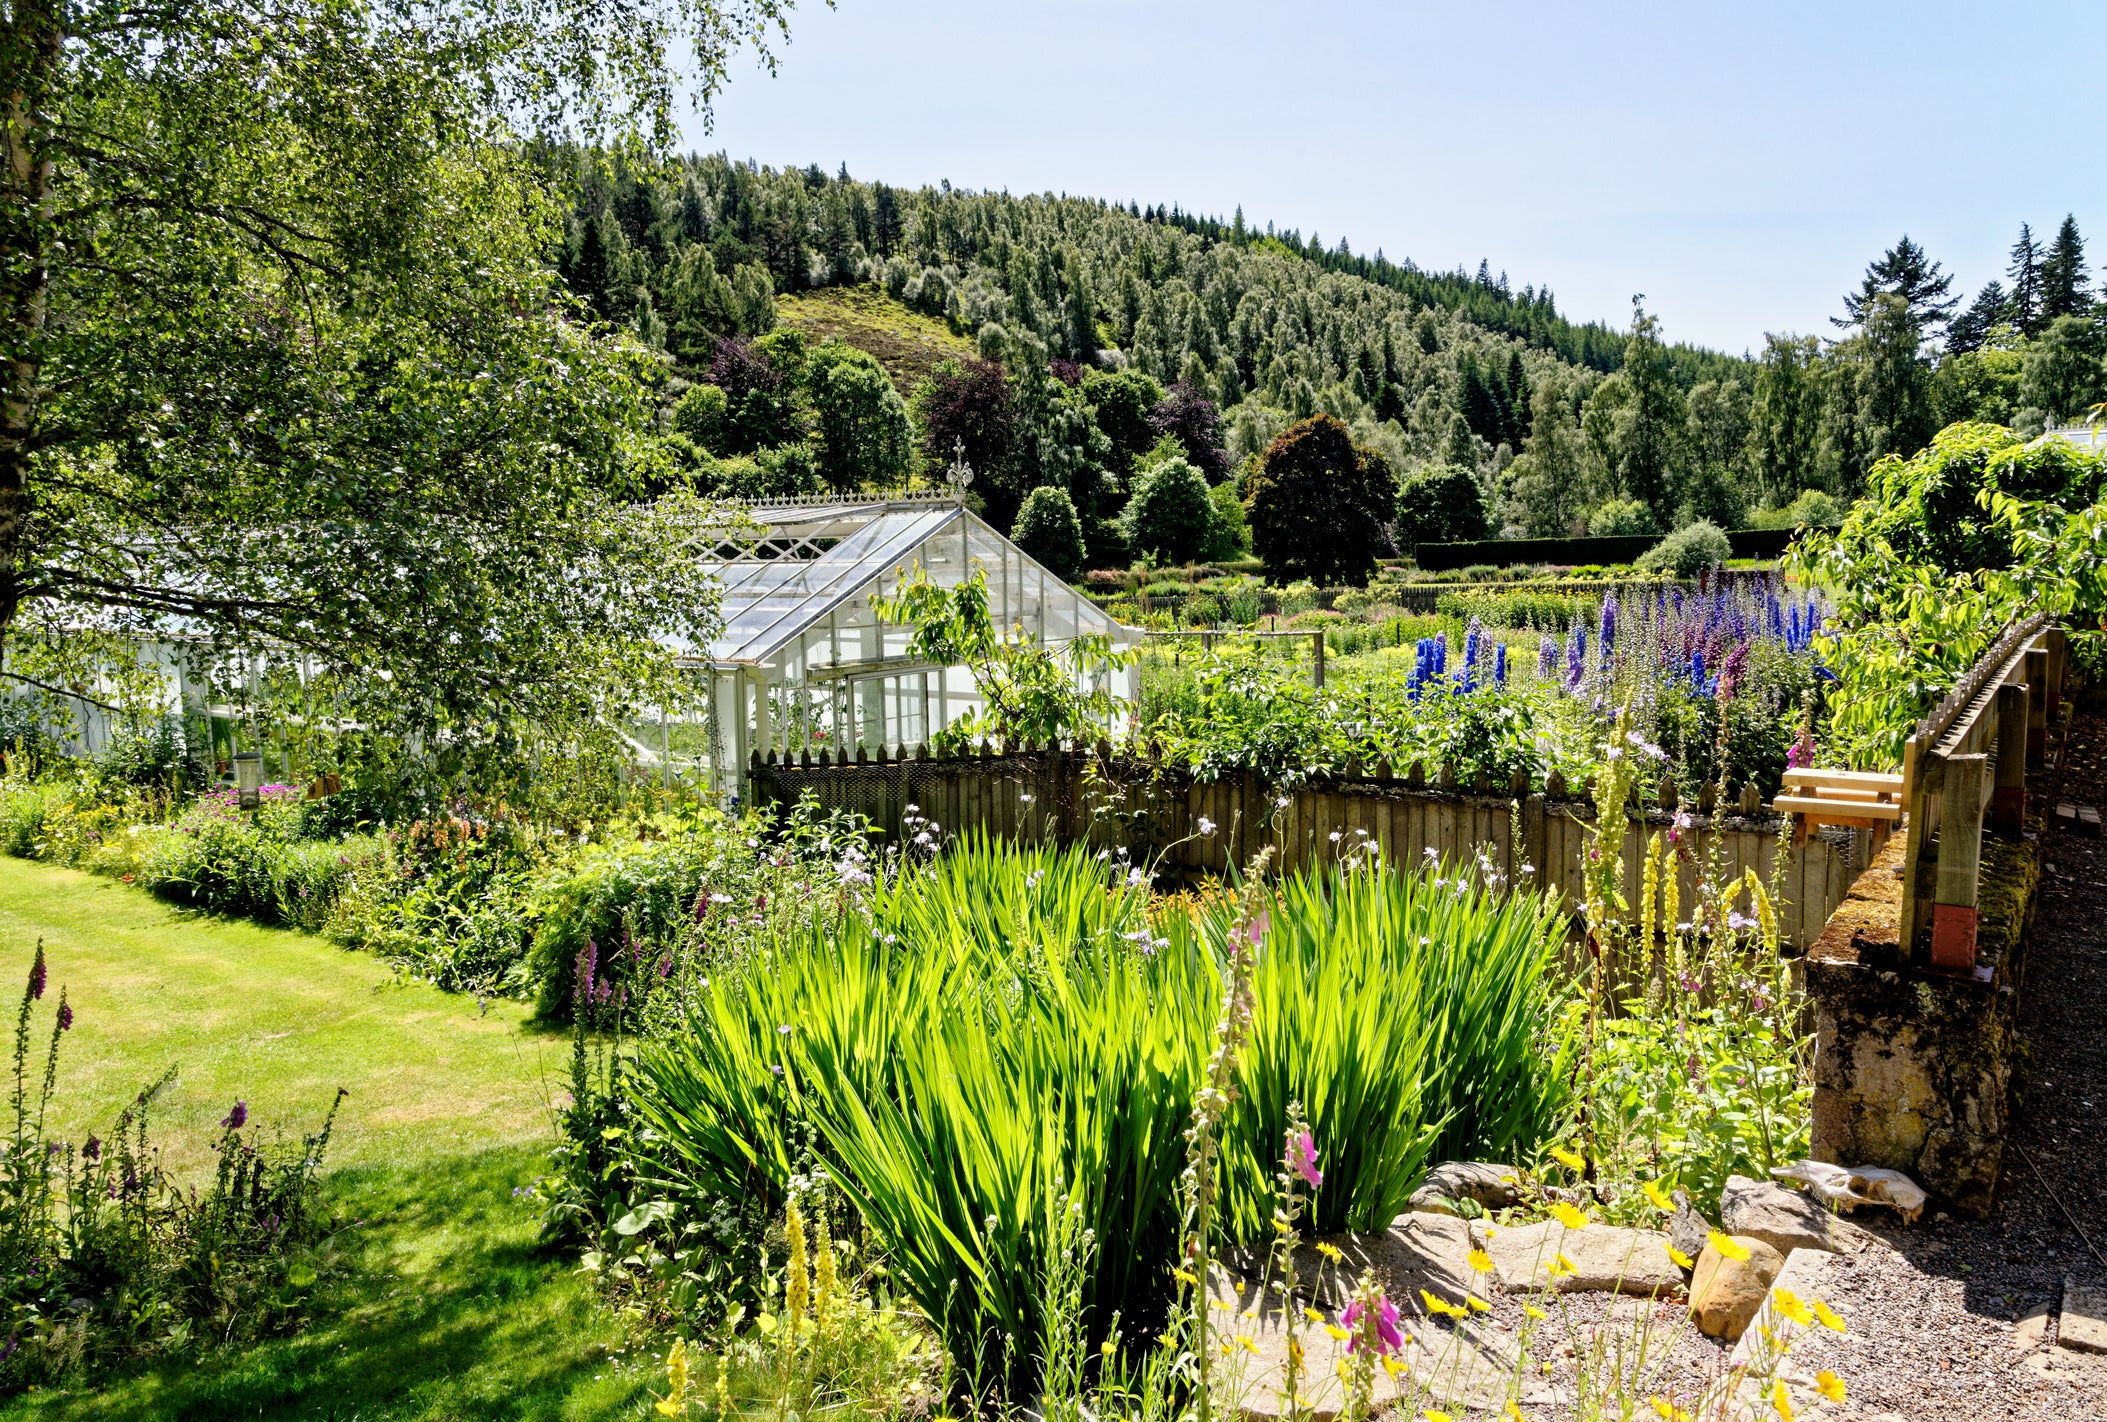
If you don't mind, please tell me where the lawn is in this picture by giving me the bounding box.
[0,858,662,1421]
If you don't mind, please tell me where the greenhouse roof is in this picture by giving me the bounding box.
[700,493,1128,668]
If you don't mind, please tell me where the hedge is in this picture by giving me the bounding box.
[1413,525,1833,572]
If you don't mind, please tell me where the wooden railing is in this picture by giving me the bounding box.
[1892,614,2066,973]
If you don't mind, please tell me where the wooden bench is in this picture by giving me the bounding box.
[1773,768,1906,846]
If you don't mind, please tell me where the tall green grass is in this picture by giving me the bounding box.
[628,837,1573,1390]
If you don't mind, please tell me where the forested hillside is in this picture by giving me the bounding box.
[557,151,2106,572]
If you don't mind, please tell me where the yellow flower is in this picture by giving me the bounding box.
[1648,1399,1692,1422]
[1209,1298,1234,1313]
[1707,1230,1750,1262]
[1812,1299,1847,1333]
[1173,1268,1198,1286]
[1483,1224,1499,1239]
[1770,1378,1793,1420]
[1238,1334,1260,1355]
[1303,1305,1324,1323]
[1424,1412,1453,1422]
[1468,1247,1495,1275]
[1287,1337,1304,1364]
[1524,1304,1547,1320]
[1419,1289,1466,1319]
[1101,1338,1118,1358]
[1549,1145,1586,1172]
[1381,1355,1404,1378]
[1814,1370,1846,1403]
[1667,1246,1694,1270]
[1643,1178,1676,1212]
[1551,1252,1578,1278]
[1505,1406,1528,1422]
[1314,1241,1345,1262]
[1550,1202,1590,1231]
[1771,1287,1813,1326]
[1325,1324,1351,1341]
[1466,1294,1491,1312]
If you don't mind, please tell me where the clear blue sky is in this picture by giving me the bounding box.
[685,0,2107,355]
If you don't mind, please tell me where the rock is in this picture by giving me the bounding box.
[1469,1219,1685,1297]
[1721,1174,1838,1256]
[1771,1159,1927,1224]
[2060,1276,2107,1354]
[1725,1248,1841,1364]
[1690,1235,1784,1341]
[1200,1267,1552,1420]
[1668,1187,1710,1267]
[1404,1161,1523,1216]
[1219,1212,1480,1314]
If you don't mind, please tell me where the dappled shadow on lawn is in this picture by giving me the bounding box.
[5,1144,652,1422]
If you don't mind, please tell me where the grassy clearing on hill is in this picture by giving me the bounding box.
[0,858,656,1421]
[775,283,976,396]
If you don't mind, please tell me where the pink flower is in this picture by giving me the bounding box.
[1342,1294,1403,1354]
[1286,1129,1323,1189]
[1238,911,1270,950]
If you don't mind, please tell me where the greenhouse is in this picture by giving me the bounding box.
[685,491,1141,799]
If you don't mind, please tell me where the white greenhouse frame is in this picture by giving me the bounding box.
[680,492,1141,804]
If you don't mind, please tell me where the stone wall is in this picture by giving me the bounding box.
[1807,757,2049,1217]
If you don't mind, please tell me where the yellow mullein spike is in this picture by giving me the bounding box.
[1707,1230,1750,1262]
[1468,1247,1494,1274]
[1549,1145,1585,1172]
[1667,1246,1694,1270]
[1812,1299,1847,1333]
[1550,1202,1590,1230]
[1814,1370,1845,1403]
[1643,1178,1675,1212]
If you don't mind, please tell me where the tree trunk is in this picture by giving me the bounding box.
[0,0,59,664]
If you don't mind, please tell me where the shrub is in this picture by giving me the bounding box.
[1198,479,1250,562]
[671,383,728,453]
[1587,497,1660,537]
[1636,520,1732,576]
[807,342,914,491]
[1245,415,1394,585]
[1120,457,1212,565]
[1394,463,1488,550]
[1011,486,1087,581]
[135,788,384,932]
[1747,487,1841,531]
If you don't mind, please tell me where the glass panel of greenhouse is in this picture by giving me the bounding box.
[672,492,1139,802]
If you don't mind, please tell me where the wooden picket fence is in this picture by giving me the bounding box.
[748,746,1874,948]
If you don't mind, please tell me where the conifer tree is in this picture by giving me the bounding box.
[2007,223,2045,336]
[1836,235,1956,331]
[2040,214,2092,321]
[1946,281,2009,356]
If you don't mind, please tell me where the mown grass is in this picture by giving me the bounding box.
[0,858,657,1421]
[774,284,976,396]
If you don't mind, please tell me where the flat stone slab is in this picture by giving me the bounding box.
[1726,1248,1845,1370]
[2060,1276,2107,1354]
[1721,1174,1838,1256]
[1203,1268,1552,1420]
[1219,1212,1481,1313]
[1468,1219,1684,1297]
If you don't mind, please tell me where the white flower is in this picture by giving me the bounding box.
[1424,846,1439,860]
[1019,792,1035,804]
[709,893,734,904]
[1126,867,1147,887]
[777,1024,793,1034]
[1197,816,1216,836]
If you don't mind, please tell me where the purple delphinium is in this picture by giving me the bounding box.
[1564,624,1587,692]
[1600,593,1618,658]
[1716,641,1750,703]
[1538,635,1558,678]
[1494,643,1508,686]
